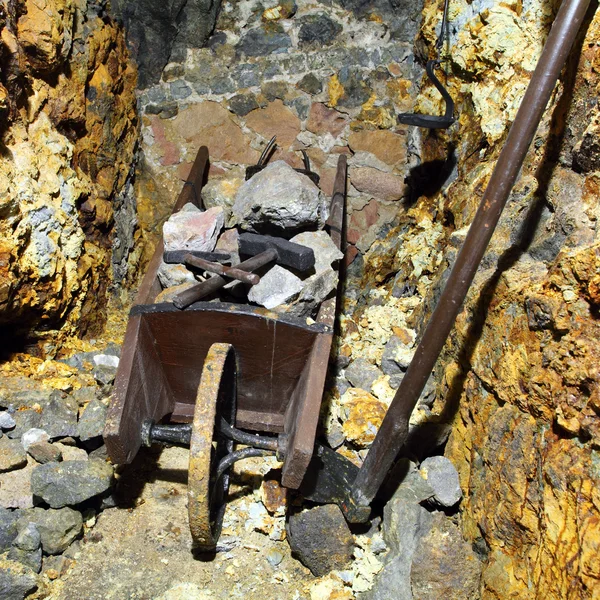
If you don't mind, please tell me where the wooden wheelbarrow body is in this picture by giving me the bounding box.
[104,146,346,490]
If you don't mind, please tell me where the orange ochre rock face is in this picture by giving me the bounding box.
[0,0,138,341]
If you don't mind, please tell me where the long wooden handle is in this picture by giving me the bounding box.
[173,249,277,309]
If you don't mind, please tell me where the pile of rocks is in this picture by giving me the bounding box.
[156,160,343,317]
[0,345,119,599]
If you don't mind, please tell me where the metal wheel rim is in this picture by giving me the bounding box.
[188,343,236,551]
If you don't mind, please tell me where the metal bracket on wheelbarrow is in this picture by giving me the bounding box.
[245,135,320,185]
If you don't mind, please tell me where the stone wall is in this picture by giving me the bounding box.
[0,0,138,347]
[135,0,425,266]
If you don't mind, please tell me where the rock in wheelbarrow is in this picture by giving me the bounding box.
[287,504,354,576]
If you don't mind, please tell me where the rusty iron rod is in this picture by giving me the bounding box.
[173,249,277,309]
[185,254,261,286]
[348,0,591,513]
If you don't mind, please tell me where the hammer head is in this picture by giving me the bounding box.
[238,232,315,272]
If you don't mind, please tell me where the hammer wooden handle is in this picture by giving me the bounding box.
[184,255,260,286]
[173,249,277,309]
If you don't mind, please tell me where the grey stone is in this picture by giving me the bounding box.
[297,73,322,95]
[0,411,16,430]
[288,96,310,120]
[71,386,97,408]
[419,456,462,508]
[210,76,235,95]
[0,559,38,600]
[38,393,78,439]
[287,504,353,576]
[77,399,108,442]
[21,429,48,451]
[336,69,372,108]
[201,178,243,223]
[103,343,121,357]
[236,27,291,57]
[110,0,222,88]
[92,354,120,369]
[0,438,27,472]
[0,507,19,552]
[232,63,261,88]
[88,444,108,462]
[145,101,179,119]
[13,523,41,552]
[381,336,414,375]
[367,460,435,600]
[8,524,42,573]
[411,512,482,600]
[298,13,342,47]
[277,268,338,318]
[232,161,327,236]
[27,442,62,465]
[163,204,224,253]
[247,266,303,310]
[59,351,97,372]
[157,261,196,289]
[30,460,114,508]
[261,81,289,101]
[17,507,83,555]
[228,93,259,117]
[169,80,192,100]
[93,364,117,386]
[7,411,42,440]
[344,358,382,392]
[146,86,167,104]
[290,231,343,273]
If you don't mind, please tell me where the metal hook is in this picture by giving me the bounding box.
[397,0,455,129]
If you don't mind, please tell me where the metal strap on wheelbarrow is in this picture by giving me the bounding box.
[397,0,456,129]
[245,135,321,185]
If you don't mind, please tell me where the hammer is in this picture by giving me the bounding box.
[172,233,315,310]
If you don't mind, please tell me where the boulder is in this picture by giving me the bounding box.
[77,399,108,442]
[163,204,224,253]
[0,507,19,552]
[8,523,42,573]
[231,161,327,236]
[419,456,462,508]
[0,559,38,600]
[17,507,83,555]
[0,438,28,473]
[287,504,353,576]
[30,460,113,508]
[247,266,303,310]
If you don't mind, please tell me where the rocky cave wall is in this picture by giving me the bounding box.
[0,0,138,349]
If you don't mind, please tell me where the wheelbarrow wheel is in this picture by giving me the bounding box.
[188,343,237,551]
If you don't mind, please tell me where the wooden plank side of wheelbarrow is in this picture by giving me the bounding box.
[104,147,209,464]
[281,155,347,489]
